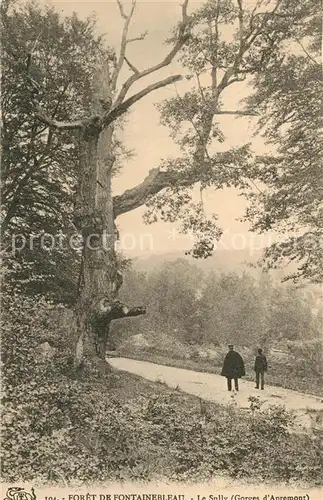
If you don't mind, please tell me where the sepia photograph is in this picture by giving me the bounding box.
[1,0,322,497]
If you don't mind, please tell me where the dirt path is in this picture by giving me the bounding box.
[109,357,322,429]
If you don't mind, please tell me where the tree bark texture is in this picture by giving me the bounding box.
[73,67,145,370]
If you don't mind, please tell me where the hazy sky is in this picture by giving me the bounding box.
[41,0,275,256]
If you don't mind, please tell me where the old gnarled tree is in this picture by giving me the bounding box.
[31,0,191,370]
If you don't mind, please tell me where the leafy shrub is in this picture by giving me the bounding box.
[287,339,323,377]
[142,395,322,484]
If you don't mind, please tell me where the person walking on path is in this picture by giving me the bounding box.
[254,348,268,390]
[221,344,245,392]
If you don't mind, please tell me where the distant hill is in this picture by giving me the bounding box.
[132,248,285,280]
[131,249,322,311]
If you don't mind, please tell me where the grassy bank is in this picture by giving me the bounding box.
[2,367,322,486]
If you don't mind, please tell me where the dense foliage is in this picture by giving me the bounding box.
[0,0,126,303]
[1,0,92,300]
[146,0,322,282]
[242,0,322,282]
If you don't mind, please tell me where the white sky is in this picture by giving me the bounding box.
[42,0,276,256]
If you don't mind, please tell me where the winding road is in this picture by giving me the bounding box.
[109,357,322,429]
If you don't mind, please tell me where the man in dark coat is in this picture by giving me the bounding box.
[221,344,245,391]
[254,348,268,389]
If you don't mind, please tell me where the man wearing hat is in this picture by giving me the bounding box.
[221,344,245,391]
[254,348,268,389]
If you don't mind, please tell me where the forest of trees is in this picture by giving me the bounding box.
[113,259,323,389]
[115,259,321,347]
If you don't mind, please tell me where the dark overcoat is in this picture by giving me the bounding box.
[254,354,268,372]
[221,350,245,378]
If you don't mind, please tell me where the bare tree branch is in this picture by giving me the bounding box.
[111,0,137,89]
[116,0,128,19]
[126,31,148,44]
[113,153,264,219]
[296,38,320,67]
[113,168,181,217]
[34,108,83,130]
[104,74,183,126]
[196,72,206,101]
[113,162,261,219]
[237,0,244,51]
[124,56,139,74]
[33,0,190,135]
[113,0,190,107]
[215,110,258,116]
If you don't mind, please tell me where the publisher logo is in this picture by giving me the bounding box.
[4,488,36,500]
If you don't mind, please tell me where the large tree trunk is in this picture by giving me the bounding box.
[73,67,145,373]
[73,120,145,372]
[66,0,191,370]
